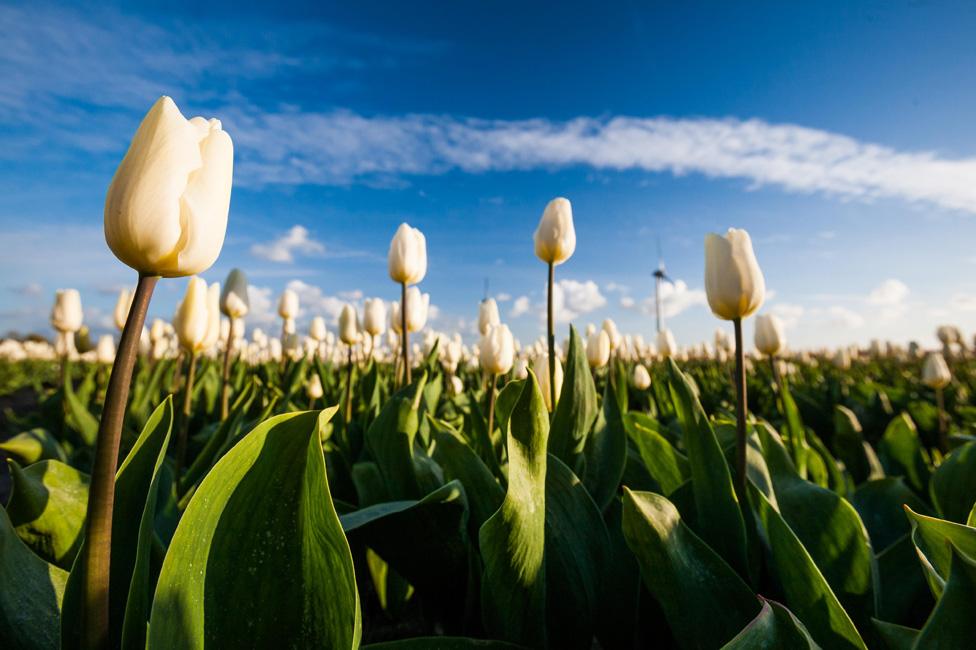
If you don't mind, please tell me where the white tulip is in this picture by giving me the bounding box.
[922,352,951,389]
[306,373,324,400]
[114,288,133,330]
[201,282,221,351]
[480,324,515,376]
[220,268,250,318]
[704,228,765,321]
[586,330,611,369]
[513,357,529,380]
[754,314,785,356]
[601,319,621,351]
[533,197,576,265]
[632,364,652,390]
[339,304,361,345]
[278,289,299,320]
[533,354,563,412]
[363,298,387,336]
[175,277,210,353]
[404,287,429,333]
[388,223,428,285]
[657,329,676,358]
[389,301,402,334]
[310,316,328,342]
[96,335,116,364]
[478,298,500,335]
[104,96,233,277]
[447,374,464,396]
[51,289,83,333]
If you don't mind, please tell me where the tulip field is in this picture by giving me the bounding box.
[3,96,976,650]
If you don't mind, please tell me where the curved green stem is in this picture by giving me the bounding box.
[547,261,555,411]
[401,281,411,387]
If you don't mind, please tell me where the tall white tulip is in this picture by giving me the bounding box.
[922,352,951,389]
[586,330,611,369]
[363,298,386,336]
[201,282,221,352]
[533,354,563,413]
[310,316,327,342]
[96,335,116,365]
[480,324,515,376]
[220,268,249,318]
[632,364,652,390]
[175,277,210,353]
[51,289,83,333]
[105,96,233,277]
[754,314,785,356]
[533,197,576,265]
[704,229,765,321]
[601,319,621,351]
[478,298,501,336]
[657,329,676,358]
[388,223,428,285]
[339,304,361,345]
[114,288,132,331]
[278,289,299,320]
[404,288,430,333]
[306,373,324,402]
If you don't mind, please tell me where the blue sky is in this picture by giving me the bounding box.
[2,0,976,350]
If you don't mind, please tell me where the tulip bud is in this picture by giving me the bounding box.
[404,287,429,333]
[310,316,328,342]
[632,363,652,390]
[533,354,563,412]
[339,304,361,345]
[113,288,133,331]
[278,289,299,320]
[586,330,611,369]
[388,223,428,285]
[96,335,116,364]
[601,319,621,351]
[389,301,402,334]
[175,277,210,352]
[478,298,500,336]
[922,352,951,389]
[201,282,221,351]
[306,373,324,400]
[220,268,250,318]
[513,357,529,380]
[704,228,765,321]
[448,374,464,396]
[480,324,515,376]
[533,197,576,265]
[51,289,83,333]
[657,329,676,358]
[150,318,166,342]
[104,96,233,277]
[363,298,386,336]
[754,314,784,356]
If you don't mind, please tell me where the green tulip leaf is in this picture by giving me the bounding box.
[479,373,549,648]
[624,414,689,496]
[720,598,819,649]
[870,619,919,650]
[431,428,505,537]
[904,504,976,598]
[852,477,931,553]
[620,489,759,649]
[548,325,598,471]
[930,440,976,524]
[365,372,429,500]
[582,378,627,511]
[148,408,361,649]
[0,428,66,465]
[877,413,930,494]
[914,545,976,646]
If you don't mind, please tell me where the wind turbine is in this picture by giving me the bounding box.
[652,238,673,333]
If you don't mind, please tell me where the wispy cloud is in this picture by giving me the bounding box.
[250,225,325,263]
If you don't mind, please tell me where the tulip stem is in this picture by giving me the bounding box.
[936,386,948,453]
[176,351,198,487]
[733,317,748,500]
[344,345,354,424]
[487,373,498,438]
[401,281,411,387]
[547,261,556,411]
[80,273,157,650]
[219,336,233,421]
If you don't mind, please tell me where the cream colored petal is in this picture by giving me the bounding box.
[104,97,202,274]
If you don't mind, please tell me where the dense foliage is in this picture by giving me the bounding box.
[2,330,976,649]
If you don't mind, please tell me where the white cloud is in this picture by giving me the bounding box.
[620,296,636,309]
[285,279,348,323]
[510,296,531,318]
[949,293,976,312]
[552,280,607,323]
[246,286,277,328]
[825,306,866,329]
[605,282,630,293]
[495,292,512,302]
[640,279,707,319]
[867,279,910,305]
[250,226,325,263]
[769,302,805,329]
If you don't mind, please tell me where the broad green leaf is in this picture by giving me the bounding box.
[0,428,66,465]
[61,396,175,650]
[341,480,469,618]
[624,415,688,496]
[930,440,976,523]
[479,373,548,649]
[6,459,88,569]
[667,359,748,579]
[778,381,809,478]
[914,546,976,646]
[548,326,598,471]
[875,534,933,627]
[593,497,638,650]
[870,619,918,650]
[0,506,68,650]
[904,505,976,598]
[181,380,256,490]
[751,486,867,649]
[63,371,98,447]
[582,378,627,511]
[620,489,759,649]
[759,425,875,630]
[721,598,819,649]
[544,454,610,650]
[877,413,930,494]
[148,408,361,649]
[432,428,504,537]
[365,372,429,500]
[832,406,883,486]
[852,478,930,553]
